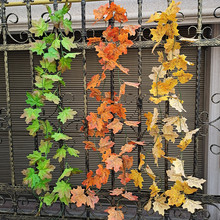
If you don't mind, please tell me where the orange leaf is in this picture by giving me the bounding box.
[119,83,126,100]
[122,191,138,201]
[119,144,135,156]
[93,3,109,23]
[86,189,99,209]
[110,188,124,196]
[122,155,133,170]
[110,103,126,119]
[83,141,96,151]
[105,153,123,172]
[138,153,145,170]
[105,207,124,220]
[122,25,140,36]
[124,120,140,127]
[94,164,110,188]
[128,140,146,146]
[87,37,102,46]
[87,74,101,89]
[86,112,104,131]
[118,172,131,185]
[70,186,87,207]
[107,118,123,134]
[98,136,114,153]
[82,170,94,189]
[90,88,102,101]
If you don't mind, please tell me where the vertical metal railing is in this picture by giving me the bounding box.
[194,0,203,177]
[137,0,143,218]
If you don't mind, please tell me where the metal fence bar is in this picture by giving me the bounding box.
[137,0,143,218]
[193,0,203,177]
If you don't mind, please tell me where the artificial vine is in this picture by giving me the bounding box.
[21,1,206,219]
[21,3,82,209]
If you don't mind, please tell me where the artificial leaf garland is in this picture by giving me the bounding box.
[22,3,81,209]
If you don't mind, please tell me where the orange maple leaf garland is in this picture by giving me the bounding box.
[71,2,141,217]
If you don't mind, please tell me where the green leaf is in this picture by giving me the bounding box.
[29,18,48,37]
[21,108,41,124]
[43,74,63,82]
[39,140,52,155]
[27,151,42,166]
[62,3,71,14]
[35,76,54,90]
[53,180,71,205]
[43,192,59,206]
[51,38,60,49]
[57,108,77,124]
[37,159,55,180]
[40,59,56,73]
[26,91,44,107]
[58,167,82,182]
[22,168,40,188]
[26,119,40,136]
[64,52,81,59]
[58,57,71,73]
[61,37,77,51]
[51,133,72,141]
[61,18,73,35]
[46,5,52,16]
[34,178,50,195]
[67,147,80,157]
[44,47,60,62]
[53,147,66,163]
[40,120,53,135]
[35,66,45,75]
[44,92,60,104]
[30,40,47,55]
[43,33,55,44]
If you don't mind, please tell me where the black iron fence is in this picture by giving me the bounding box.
[0,0,220,219]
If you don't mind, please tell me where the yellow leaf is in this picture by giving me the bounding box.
[173,70,193,84]
[150,181,161,197]
[144,198,152,212]
[150,108,159,128]
[149,125,159,141]
[169,95,186,112]
[162,155,177,163]
[150,77,178,96]
[162,125,178,143]
[152,136,165,165]
[145,164,156,181]
[164,38,181,53]
[173,159,185,177]
[138,153,145,170]
[157,51,164,63]
[174,180,197,195]
[153,195,170,216]
[182,198,203,213]
[163,116,189,132]
[166,166,183,182]
[149,96,168,104]
[144,112,153,131]
[186,176,206,190]
[130,169,143,189]
[165,187,185,207]
[149,66,166,82]
[165,22,179,38]
[147,12,161,23]
[151,24,168,43]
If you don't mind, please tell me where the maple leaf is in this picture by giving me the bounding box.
[152,136,165,165]
[21,108,41,124]
[144,198,152,212]
[35,76,54,90]
[29,18,48,37]
[119,83,125,100]
[40,59,56,73]
[149,65,166,82]
[144,165,156,181]
[119,144,135,156]
[82,170,94,189]
[128,140,146,146]
[174,180,198,195]
[44,47,60,62]
[87,74,101,89]
[87,112,104,131]
[124,81,140,88]
[103,26,120,42]
[98,136,114,153]
[122,192,138,201]
[67,147,80,157]
[40,120,53,135]
[186,176,206,190]
[166,166,183,182]
[163,116,189,132]
[86,189,99,209]
[138,153,145,170]
[110,188,124,196]
[37,159,55,180]
[173,69,193,84]
[105,207,124,220]
[39,140,52,155]
[93,3,109,23]
[43,192,59,206]
[94,164,110,188]
[30,40,47,55]
[61,37,77,51]
[97,103,113,122]
[107,118,123,134]
[150,181,161,197]
[61,18,73,35]
[122,25,140,36]
[51,133,72,141]
[58,57,72,73]
[153,195,170,216]
[57,108,77,124]
[87,37,102,46]
[53,147,66,163]
[53,180,71,205]
[122,155,133,170]
[26,120,40,136]
[70,186,87,207]
[90,88,102,101]
[83,141,96,151]
[34,178,50,195]
[124,120,140,127]
[172,159,185,177]
[165,187,185,207]
[162,125,178,143]
[51,37,60,49]
[58,168,82,182]
[118,172,131,185]
[164,38,181,53]
[182,198,203,213]
[105,154,123,172]
[44,92,60,104]
[22,168,40,188]
[27,151,42,165]
[110,104,126,119]
[129,169,143,189]
[149,96,168,104]
[169,95,185,112]
[26,91,44,107]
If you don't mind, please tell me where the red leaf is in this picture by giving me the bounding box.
[83,141,96,151]
[82,170,94,189]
